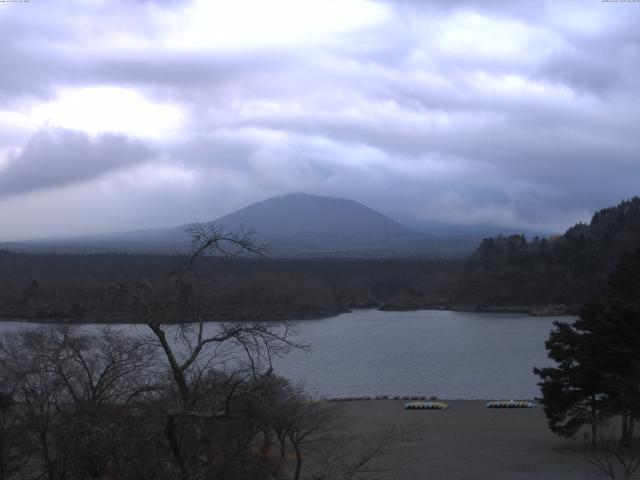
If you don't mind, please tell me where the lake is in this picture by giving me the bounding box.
[0,309,566,399]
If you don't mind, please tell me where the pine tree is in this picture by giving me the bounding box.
[535,246,640,445]
[534,304,609,446]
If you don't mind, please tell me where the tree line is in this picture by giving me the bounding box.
[456,197,640,309]
[0,250,460,323]
[0,225,398,480]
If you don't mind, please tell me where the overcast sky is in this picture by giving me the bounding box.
[1,0,639,240]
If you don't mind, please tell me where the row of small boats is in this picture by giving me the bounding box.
[404,400,534,410]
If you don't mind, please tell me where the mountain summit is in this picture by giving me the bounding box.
[215,193,413,238]
[168,193,421,256]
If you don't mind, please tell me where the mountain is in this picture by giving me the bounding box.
[456,196,640,308]
[2,193,478,257]
[212,193,413,238]
[165,193,435,256]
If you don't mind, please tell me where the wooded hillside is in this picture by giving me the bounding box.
[456,197,640,309]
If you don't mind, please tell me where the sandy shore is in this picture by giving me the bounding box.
[332,400,599,480]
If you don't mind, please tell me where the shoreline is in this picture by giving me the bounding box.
[0,303,576,324]
[324,395,539,402]
[0,309,348,324]
[380,303,578,316]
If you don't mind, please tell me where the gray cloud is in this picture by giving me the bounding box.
[0,129,155,198]
[1,0,640,239]
[0,1,306,104]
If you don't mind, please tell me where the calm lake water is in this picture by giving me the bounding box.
[0,309,567,399]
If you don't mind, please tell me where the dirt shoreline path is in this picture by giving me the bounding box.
[335,400,598,479]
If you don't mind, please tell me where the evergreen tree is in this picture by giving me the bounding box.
[535,246,640,445]
[604,246,640,444]
[608,246,640,308]
[458,197,640,307]
[534,303,609,446]
[598,305,640,444]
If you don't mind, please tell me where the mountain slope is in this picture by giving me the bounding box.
[166,193,427,256]
[213,193,414,238]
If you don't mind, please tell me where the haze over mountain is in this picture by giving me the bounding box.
[2,193,499,257]
[208,193,413,238]
[165,193,436,256]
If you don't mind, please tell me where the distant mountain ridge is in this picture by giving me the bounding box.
[1,193,517,258]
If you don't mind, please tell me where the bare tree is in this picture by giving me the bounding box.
[0,327,71,480]
[0,391,21,480]
[310,428,404,480]
[584,437,640,480]
[0,325,159,480]
[45,326,158,479]
[265,387,402,480]
[112,222,303,480]
[287,398,341,480]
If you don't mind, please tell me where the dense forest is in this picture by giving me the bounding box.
[456,197,640,311]
[2,197,640,322]
[0,252,460,322]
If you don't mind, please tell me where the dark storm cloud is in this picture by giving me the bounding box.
[0,129,155,198]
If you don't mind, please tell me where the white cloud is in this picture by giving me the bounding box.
[433,11,563,63]
[161,0,389,50]
[29,87,184,140]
